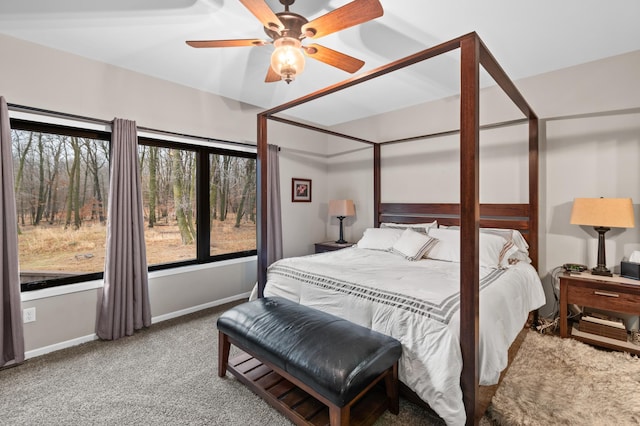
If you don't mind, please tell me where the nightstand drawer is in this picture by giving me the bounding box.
[566,282,640,314]
[559,273,640,354]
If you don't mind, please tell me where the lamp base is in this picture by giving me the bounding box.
[591,267,613,277]
[335,216,347,245]
[591,226,613,277]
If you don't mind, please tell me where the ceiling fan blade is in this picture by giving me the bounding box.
[303,43,364,73]
[186,39,267,48]
[302,0,383,39]
[265,65,281,83]
[239,0,284,33]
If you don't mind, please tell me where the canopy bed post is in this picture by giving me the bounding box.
[459,34,481,425]
[374,144,381,228]
[257,113,268,298]
[528,117,539,269]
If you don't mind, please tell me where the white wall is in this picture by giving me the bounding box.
[326,138,375,243]
[0,35,260,143]
[20,259,256,356]
[325,49,640,318]
[265,121,330,257]
[523,51,640,316]
[0,33,329,355]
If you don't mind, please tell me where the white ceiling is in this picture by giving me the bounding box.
[1,0,639,127]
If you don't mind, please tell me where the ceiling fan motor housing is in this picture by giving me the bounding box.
[264,12,308,41]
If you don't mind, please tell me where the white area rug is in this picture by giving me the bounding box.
[487,331,640,425]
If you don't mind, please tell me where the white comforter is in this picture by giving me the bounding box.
[261,247,545,426]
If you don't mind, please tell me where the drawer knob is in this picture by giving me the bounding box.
[593,291,619,298]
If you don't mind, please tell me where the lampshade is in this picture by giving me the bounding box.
[570,197,634,276]
[329,199,355,217]
[270,37,305,84]
[570,198,635,228]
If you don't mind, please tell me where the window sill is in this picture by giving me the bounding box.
[148,255,257,278]
[20,255,258,302]
[21,279,103,302]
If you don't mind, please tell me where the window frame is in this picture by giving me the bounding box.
[12,118,257,292]
[138,137,258,273]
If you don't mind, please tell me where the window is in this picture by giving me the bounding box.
[138,145,198,265]
[137,140,257,269]
[12,120,111,290]
[13,118,256,291]
[209,152,256,256]
[138,140,256,269]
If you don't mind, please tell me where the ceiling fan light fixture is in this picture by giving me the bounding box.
[270,37,305,84]
[187,0,383,83]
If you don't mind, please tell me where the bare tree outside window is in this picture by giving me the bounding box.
[14,120,256,290]
[12,128,110,284]
[209,153,256,256]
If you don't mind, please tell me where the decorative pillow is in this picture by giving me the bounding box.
[426,228,510,269]
[506,229,530,263]
[391,229,439,261]
[356,228,403,251]
[479,228,531,266]
[380,221,437,234]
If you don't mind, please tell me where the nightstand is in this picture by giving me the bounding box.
[559,272,640,355]
[314,241,353,254]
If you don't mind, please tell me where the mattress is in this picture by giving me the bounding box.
[261,247,545,425]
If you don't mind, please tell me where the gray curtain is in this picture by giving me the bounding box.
[96,118,151,340]
[267,144,283,266]
[0,96,24,367]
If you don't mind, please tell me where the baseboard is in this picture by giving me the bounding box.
[151,292,250,323]
[25,333,98,360]
[24,292,251,360]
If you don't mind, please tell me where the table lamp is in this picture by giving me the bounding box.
[570,197,635,276]
[329,199,355,244]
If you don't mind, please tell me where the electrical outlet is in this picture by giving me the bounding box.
[23,307,36,323]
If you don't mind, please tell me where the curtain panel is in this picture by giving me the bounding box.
[267,144,283,266]
[0,96,25,367]
[96,118,151,340]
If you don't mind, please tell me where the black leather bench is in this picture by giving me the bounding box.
[217,297,402,426]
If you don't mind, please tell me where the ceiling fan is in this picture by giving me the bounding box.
[186,0,383,84]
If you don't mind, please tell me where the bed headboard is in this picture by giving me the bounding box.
[378,202,537,266]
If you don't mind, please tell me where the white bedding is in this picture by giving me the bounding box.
[261,247,545,426]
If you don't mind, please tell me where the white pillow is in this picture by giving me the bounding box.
[380,221,437,234]
[506,229,531,263]
[426,228,510,269]
[432,226,531,266]
[479,228,531,266]
[425,228,461,263]
[356,228,403,250]
[391,229,439,261]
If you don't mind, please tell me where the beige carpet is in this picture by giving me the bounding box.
[486,331,640,425]
[1,303,638,425]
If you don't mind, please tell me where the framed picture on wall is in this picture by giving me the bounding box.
[292,178,312,202]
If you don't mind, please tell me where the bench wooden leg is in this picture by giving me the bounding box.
[329,404,350,426]
[385,362,399,415]
[218,331,230,377]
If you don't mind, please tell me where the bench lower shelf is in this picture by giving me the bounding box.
[227,352,389,426]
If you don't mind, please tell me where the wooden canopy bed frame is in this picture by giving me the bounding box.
[255,32,539,425]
